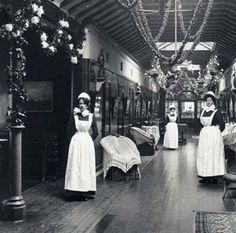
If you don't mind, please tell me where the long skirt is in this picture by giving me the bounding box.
[197,126,225,177]
[64,132,96,192]
[163,122,178,149]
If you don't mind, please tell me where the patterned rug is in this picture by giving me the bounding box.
[194,211,236,233]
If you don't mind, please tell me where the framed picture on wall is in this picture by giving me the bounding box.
[126,99,130,115]
[23,81,53,112]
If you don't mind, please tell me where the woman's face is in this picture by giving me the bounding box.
[170,108,175,113]
[78,99,88,112]
[206,97,214,107]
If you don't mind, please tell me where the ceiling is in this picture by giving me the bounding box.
[59,0,236,70]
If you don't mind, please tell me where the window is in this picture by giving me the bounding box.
[181,101,195,119]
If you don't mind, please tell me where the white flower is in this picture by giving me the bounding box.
[31,3,39,13]
[59,20,69,28]
[31,16,40,25]
[71,56,78,64]
[59,20,64,27]
[12,30,21,37]
[40,32,47,41]
[77,48,83,55]
[37,6,44,17]
[25,20,29,28]
[64,21,69,28]
[69,44,74,50]
[68,35,72,41]
[49,46,56,53]
[4,24,13,32]
[58,30,63,35]
[41,41,49,49]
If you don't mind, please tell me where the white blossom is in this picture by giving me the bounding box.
[71,56,78,64]
[25,20,29,28]
[77,48,83,55]
[64,21,69,28]
[69,44,74,50]
[31,16,40,25]
[59,20,69,28]
[40,32,48,41]
[68,35,72,41]
[4,24,13,32]
[49,46,56,53]
[58,30,63,35]
[31,3,39,13]
[12,30,21,37]
[41,41,49,49]
[37,6,44,17]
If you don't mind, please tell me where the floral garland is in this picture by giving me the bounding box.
[146,56,182,91]
[180,0,215,62]
[116,0,139,9]
[0,0,86,126]
[39,18,85,64]
[177,0,203,39]
[6,47,28,126]
[130,0,214,67]
[154,0,172,43]
[131,2,168,61]
[0,0,85,64]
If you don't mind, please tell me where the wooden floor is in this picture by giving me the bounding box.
[1,139,236,233]
[91,140,236,233]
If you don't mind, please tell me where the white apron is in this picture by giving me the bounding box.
[65,113,96,192]
[163,114,178,149]
[197,110,225,177]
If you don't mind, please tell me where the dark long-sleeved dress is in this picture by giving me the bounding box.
[197,108,225,178]
[64,111,98,194]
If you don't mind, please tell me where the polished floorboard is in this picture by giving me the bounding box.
[1,139,236,233]
[91,140,236,233]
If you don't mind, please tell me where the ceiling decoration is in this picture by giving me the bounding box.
[146,52,223,95]
[59,0,236,71]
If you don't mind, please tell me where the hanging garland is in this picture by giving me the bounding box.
[0,0,86,126]
[116,0,139,9]
[180,0,214,62]
[154,0,172,43]
[0,0,85,64]
[129,0,215,67]
[177,0,203,39]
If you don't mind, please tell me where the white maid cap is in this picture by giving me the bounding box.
[169,104,176,110]
[204,91,216,99]
[77,92,90,100]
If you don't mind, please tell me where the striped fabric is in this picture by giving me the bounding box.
[130,127,154,145]
[222,124,236,145]
[100,135,141,178]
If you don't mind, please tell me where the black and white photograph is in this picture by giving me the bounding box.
[0,0,236,232]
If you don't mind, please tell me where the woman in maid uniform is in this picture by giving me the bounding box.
[64,92,98,201]
[163,104,178,149]
[197,91,225,184]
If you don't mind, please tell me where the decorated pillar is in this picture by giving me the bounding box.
[3,44,27,222]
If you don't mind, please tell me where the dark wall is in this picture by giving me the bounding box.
[22,31,73,180]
